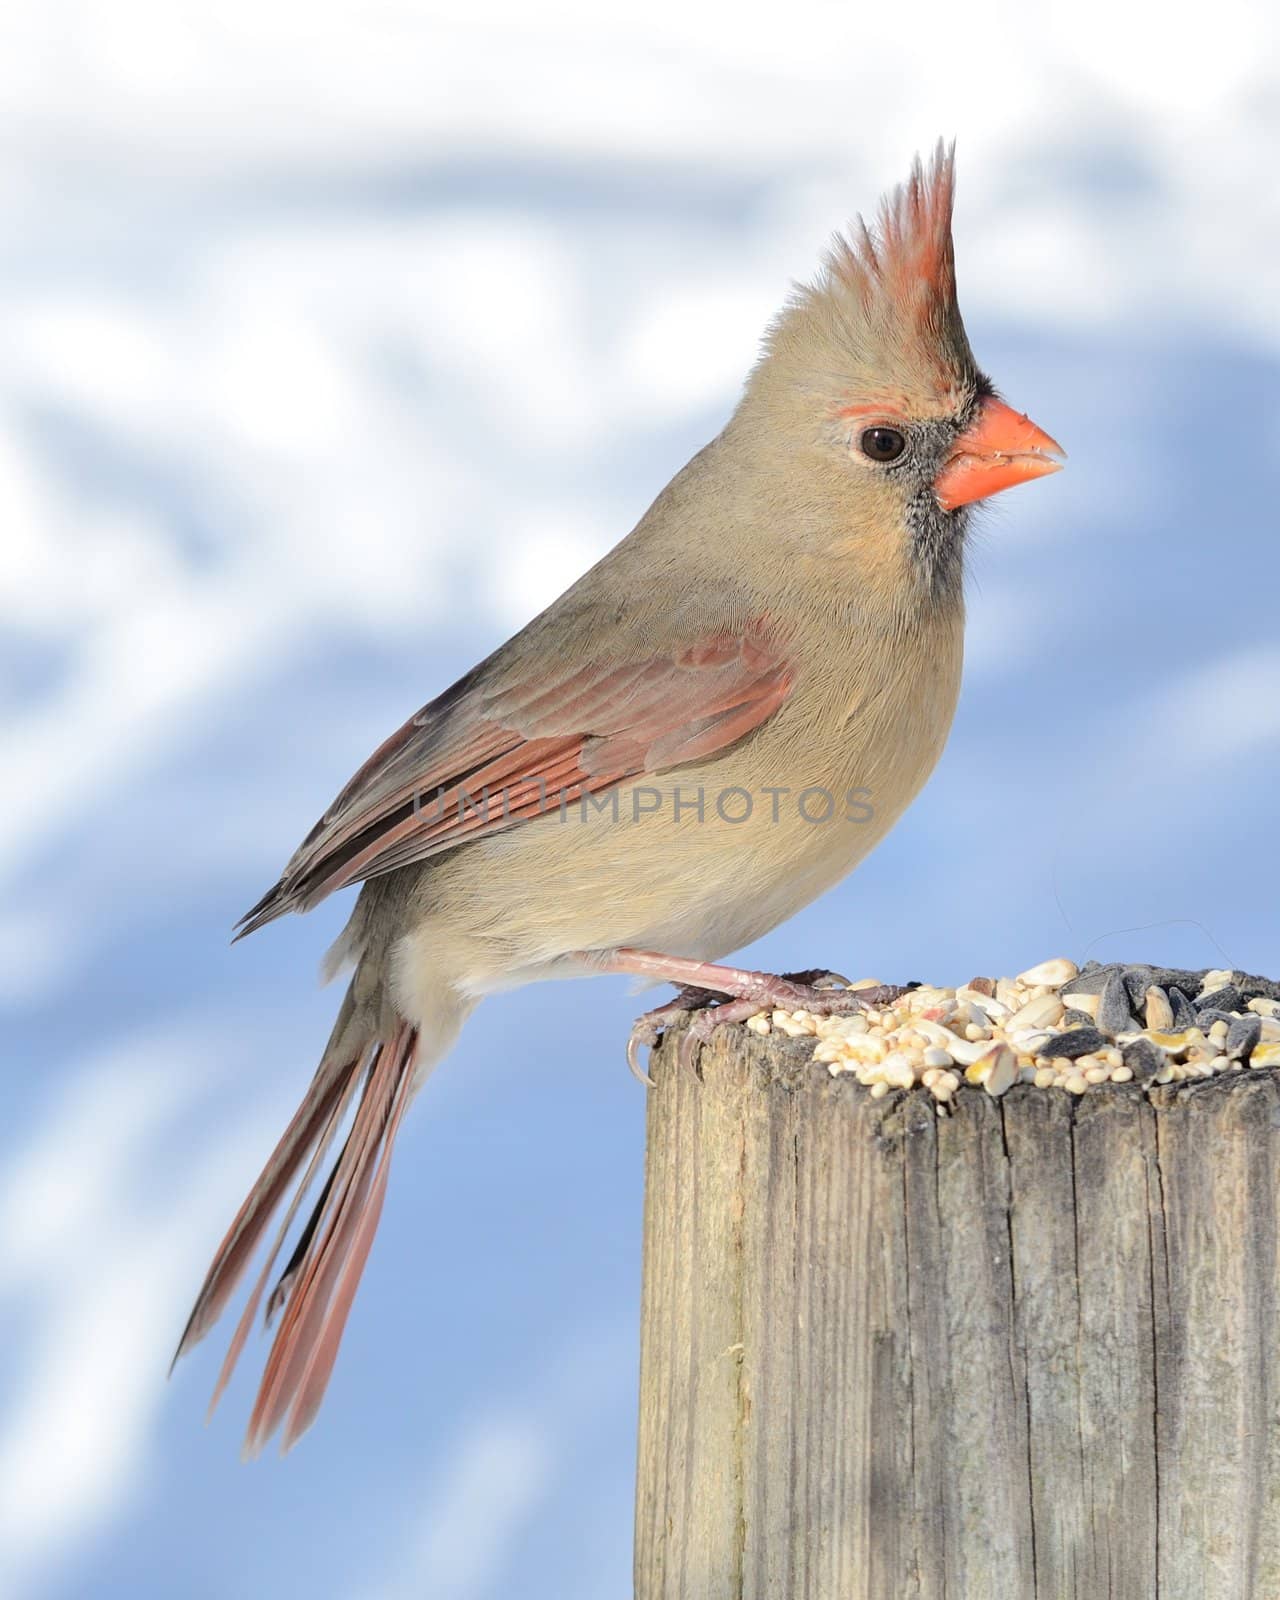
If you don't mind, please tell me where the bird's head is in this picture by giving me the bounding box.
[746,143,1063,602]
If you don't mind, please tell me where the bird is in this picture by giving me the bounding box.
[172,141,1063,1455]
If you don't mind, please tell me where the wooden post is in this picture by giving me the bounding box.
[634,1020,1280,1599]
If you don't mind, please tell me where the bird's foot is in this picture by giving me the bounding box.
[677,971,906,1063]
[612,948,910,1082]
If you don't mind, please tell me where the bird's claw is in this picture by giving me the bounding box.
[780,968,854,990]
[626,985,720,1087]
[626,1023,660,1088]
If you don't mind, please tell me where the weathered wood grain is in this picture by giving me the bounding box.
[633,1025,1280,1599]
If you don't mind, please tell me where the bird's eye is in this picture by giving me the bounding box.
[859,426,907,463]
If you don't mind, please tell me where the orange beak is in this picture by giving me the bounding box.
[933,397,1065,511]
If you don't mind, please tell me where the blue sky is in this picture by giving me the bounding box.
[1,3,1278,1596]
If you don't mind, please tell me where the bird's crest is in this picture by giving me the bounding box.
[757,141,978,415]
[826,141,958,339]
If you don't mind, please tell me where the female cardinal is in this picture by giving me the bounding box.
[174,142,1062,1453]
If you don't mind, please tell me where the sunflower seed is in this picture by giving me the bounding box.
[1144,986,1173,1031]
[946,1034,1000,1066]
[1196,984,1242,1014]
[1167,987,1198,1030]
[1007,993,1065,1032]
[1058,964,1122,997]
[1147,967,1223,997]
[1098,971,1137,1034]
[1016,957,1078,987]
[1039,1025,1106,1060]
[1226,1014,1262,1063]
[980,1043,1018,1098]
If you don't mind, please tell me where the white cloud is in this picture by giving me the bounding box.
[1129,643,1280,766]
[0,1027,294,1598]
[617,280,775,419]
[356,1324,632,1600]
[0,904,72,1006]
[358,1415,552,1600]
[488,508,614,628]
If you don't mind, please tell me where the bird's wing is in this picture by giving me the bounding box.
[237,622,794,935]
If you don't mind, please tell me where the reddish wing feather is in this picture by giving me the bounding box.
[238,624,794,934]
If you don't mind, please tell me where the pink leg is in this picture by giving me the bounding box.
[602,948,908,1081]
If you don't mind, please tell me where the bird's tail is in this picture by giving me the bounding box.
[171,980,421,1456]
